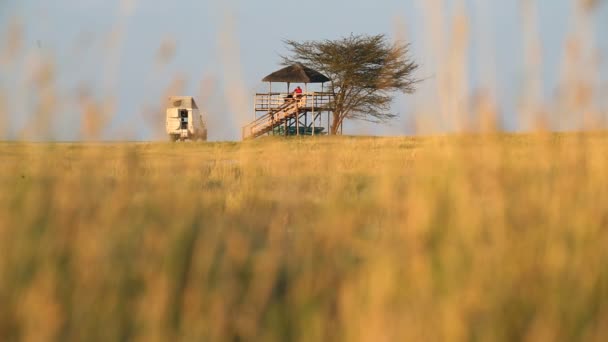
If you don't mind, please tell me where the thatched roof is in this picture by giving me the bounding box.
[262,63,330,83]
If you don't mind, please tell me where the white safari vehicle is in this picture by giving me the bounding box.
[166,96,207,141]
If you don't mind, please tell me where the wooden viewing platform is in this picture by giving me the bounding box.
[242,92,336,140]
[254,92,334,112]
[242,64,337,140]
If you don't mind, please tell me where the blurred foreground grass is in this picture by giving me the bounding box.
[1,134,608,341]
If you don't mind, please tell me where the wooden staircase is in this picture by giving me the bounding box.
[242,98,304,140]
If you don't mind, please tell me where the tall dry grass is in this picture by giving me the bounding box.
[1,135,608,341]
[1,0,608,341]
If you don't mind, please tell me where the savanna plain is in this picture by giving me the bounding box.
[1,134,607,341]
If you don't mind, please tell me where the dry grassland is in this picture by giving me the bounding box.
[1,134,608,341]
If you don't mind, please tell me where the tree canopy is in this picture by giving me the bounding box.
[283,34,419,134]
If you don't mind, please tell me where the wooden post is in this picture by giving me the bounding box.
[296,111,300,136]
[312,93,315,136]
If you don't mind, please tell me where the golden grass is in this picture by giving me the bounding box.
[1,134,608,341]
[1,1,607,340]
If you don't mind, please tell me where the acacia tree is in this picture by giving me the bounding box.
[283,34,419,134]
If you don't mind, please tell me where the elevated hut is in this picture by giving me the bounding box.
[166,96,207,141]
[242,64,335,139]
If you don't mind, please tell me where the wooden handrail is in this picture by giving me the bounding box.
[243,99,303,139]
[254,92,335,111]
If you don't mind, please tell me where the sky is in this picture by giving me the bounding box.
[0,0,607,141]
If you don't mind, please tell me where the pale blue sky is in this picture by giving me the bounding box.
[1,0,607,140]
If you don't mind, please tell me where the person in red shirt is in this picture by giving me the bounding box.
[294,86,303,97]
[285,86,304,103]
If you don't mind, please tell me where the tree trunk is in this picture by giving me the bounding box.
[331,112,342,135]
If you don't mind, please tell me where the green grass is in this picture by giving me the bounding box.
[1,134,608,341]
